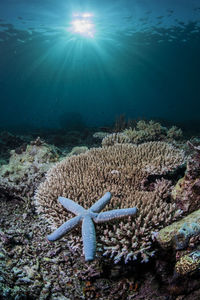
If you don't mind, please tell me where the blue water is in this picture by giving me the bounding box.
[0,0,200,130]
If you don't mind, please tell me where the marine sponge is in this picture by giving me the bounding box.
[35,142,185,263]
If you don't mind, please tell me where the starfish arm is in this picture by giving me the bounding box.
[82,215,96,261]
[47,215,81,241]
[90,192,112,213]
[95,207,138,223]
[59,197,86,215]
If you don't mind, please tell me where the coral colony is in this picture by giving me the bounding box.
[47,192,138,261]
[35,142,185,263]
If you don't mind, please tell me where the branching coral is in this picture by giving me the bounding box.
[35,142,185,263]
[47,192,137,261]
[102,133,130,147]
[102,120,183,146]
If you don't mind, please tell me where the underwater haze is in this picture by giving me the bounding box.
[0,0,200,130]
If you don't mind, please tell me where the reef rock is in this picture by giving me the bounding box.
[0,138,59,201]
[172,141,200,212]
[156,209,200,250]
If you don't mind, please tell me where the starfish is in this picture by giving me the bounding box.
[47,192,138,261]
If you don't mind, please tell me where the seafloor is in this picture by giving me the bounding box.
[0,119,200,300]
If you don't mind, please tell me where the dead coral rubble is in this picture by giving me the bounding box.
[35,142,185,264]
[0,138,59,201]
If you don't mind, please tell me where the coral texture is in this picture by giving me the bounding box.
[0,138,59,201]
[35,142,185,263]
[47,193,137,261]
[102,120,183,146]
[102,133,130,147]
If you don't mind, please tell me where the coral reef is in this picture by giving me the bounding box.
[3,197,200,299]
[0,138,59,201]
[0,131,31,165]
[172,141,200,213]
[35,142,185,263]
[93,131,109,140]
[102,120,183,146]
[156,209,200,250]
[47,192,137,261]
[102,132,130,147]
[175,250,200,276]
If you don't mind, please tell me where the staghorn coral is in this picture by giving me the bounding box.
[102,120,183,146]
[0,138,59,201]
[35,142,185,264]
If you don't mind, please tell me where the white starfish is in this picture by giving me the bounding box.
[47,192,138,261]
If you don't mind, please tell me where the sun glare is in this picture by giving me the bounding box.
[70,12,95,38]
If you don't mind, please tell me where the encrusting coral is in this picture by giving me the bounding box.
[0,138,60,201]
[35,142,185,263]
[175,250,200,276]
[156,209,200,250]
[47,192,137,261]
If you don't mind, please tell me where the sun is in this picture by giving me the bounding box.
[70,13,95,38]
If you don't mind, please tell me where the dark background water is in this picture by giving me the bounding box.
[0,0,200,130]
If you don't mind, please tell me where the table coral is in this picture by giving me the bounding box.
[35,142,185,263]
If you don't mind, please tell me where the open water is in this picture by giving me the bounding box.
[0,0,200,130]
